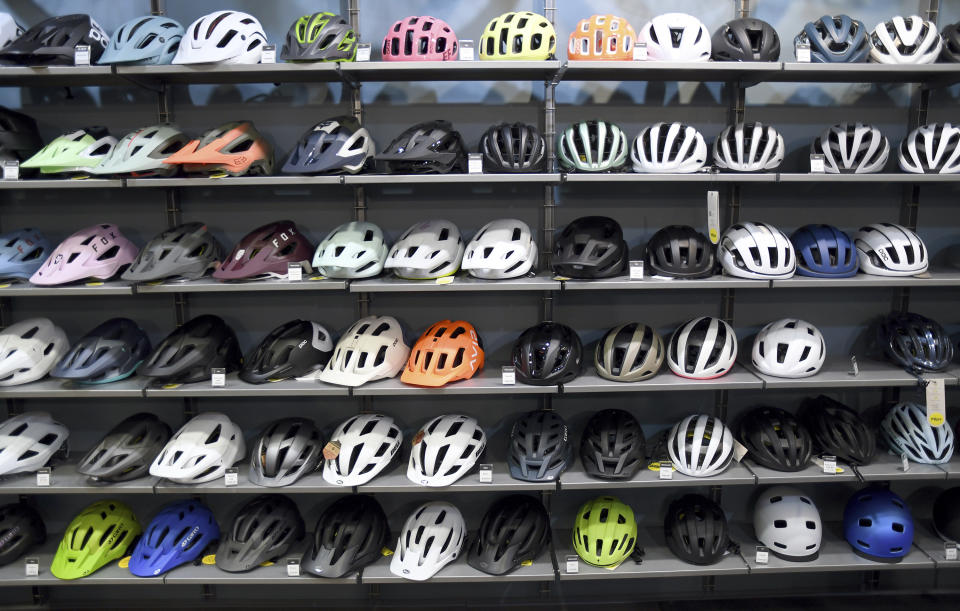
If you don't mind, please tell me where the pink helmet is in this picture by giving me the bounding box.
[382,16,458,61]
[30,224,138,285]
[213,220,315,281]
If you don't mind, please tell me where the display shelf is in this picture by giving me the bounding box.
[940,455,960,480]
[133,276,347,294]
[350,273,560,293]
[0,65,118,87]
[771,271,960,289]
[0,280,133,296]
[853,453,949,482]
[745,360,959,390]
[743,460,858,485]
[561,274,763,291]
[351,369,555,396]
[0,377,146,398]
[153,465,344,495]
[0,540,140,586]
[360,542,556,584]
[561,60,780,83]
[913,526,959,568]
[340,60,562,83]
[777,173,960,183]
[0,178,124,189]
[142,374,348,398]
[0,457,159,494]
[347,173,560,185]
[558,461,755,490]
[125,176,345,188]
[562,172,775,183]
[776,62,960,85]
[115,63,341,85]
[560,367,763,394]
[358,461,555,493]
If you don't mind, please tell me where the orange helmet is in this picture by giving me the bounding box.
[568,14,636,61]
[163,121,274,176]
[401,320,484,387]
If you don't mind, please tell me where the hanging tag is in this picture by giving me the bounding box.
[467,153,483,174]
[849,356,859,376]
[261,45,276,64]
[501,366,516,385]
[822,455,837,474]
[633,42,648,61]
[946,542,958,561]
[356,43,371,62]
[901,452,910,473]
[211,368,226,387]
[809,154,826,173]
[629,261,644,280]
[795,42,811,63]
[459,40,475,61]
[926,378,946,427]
[224,467,239,486]
[322,440,341,460]
[478,464,493,483]
[733,439,749,462]
[286,559,301,577]
[755,546,769,564]
[74,45,91,66]
[659,460,673,480]
[707,190,720,244]
[36,468,51,487]
[565,554,579,574]
[24,558,39,577]
[287,262,303,282]
[2,160,19,181]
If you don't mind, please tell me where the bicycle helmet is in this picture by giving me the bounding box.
[664,494,730,566]
[51,317,150,384]
[0,14,108,66]
[378,121,466,174]
[150,412,245,484]
[322,413,402,486]
[595,322,664,382]
[312,221,387,279]
[754,486,822,560]
[878,311,953,373]
[461,218,537,279]
[21,127,116,175]
[281,12,356,62]
[880,402,954,464]
[796,15,870,63]
[122,222,225,282]
[713,122,784,172]
[0,318,68,386]
[553,216,628,279]
[0,411,68,476]
[508,410,571,482]
[216,495,305,573]
[89,124,190,177]
[568,14,635,61]
[0,14,22,49]
[580,409,646,480]
[240,320,333,384]
[164,121,273,177]
[667,317,738,380]
[631,122,707,174]
[30,223,137,286]
[480,11,555,60]
[932,488,960,543]
[855,223,928,276]
[790,224,858,278]
[302,495,389,578]
[50,500,140,580]
[572,496,637,568]
[712,18,780,61]
[898,123,960,174]
[511,322,583,386]
[130,500,219,577]
[99,16,183,65]
[401,320,484,387]
[870,16,941,65]
[140,314,242,385]
[558,120,628,173]
[318,315,410,387]
[407,414,486,487]
[738,406,813,472]
[174,11,265,65]
[719,221,795,280]
[0,106,41,163]
[0,502,45,568]
[645,225,715,279]
[479,122,545,173]
[468,495,550,576]
[942,23,960,62]
[812,123,889,174]
[391,502,465,580]
[384,219,464,280]
[0,228,50,280]
[638,13,711,62]
[382,16,457,61]
[668,414,734,477]
[283,116,374,175]
[214,220,314,281]
[843,487,914,561]
[76,412,171,482]
[249,417,324,487]
[751,318,826,379]
[800,395,876,466]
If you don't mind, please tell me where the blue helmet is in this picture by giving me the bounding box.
[843,487,914,561]
[790,224,858,278]
[795,15,870,63]
[51,317,151,384]
[0,228,51,280]
[130,500,219,577]
[99,16,184,65]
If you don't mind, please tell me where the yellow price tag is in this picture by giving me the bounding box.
[929,412,945,427]
[381,547,394,557]
[85,281,105,287]
[307,275,327,281]
[260,561,275,567]
[208,172,229,179]
[520,559,533,567]
[201,554,216,565]
[162,383,182,389]
[435,276,454,285]
[709,228,719,242]
[118,556,131,568]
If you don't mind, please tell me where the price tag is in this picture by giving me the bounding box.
[356,43,371,62]
[795,42,811,63]
[633,42,647,61]
[822,455,837,474]
[926,378,946,427]
[659,460,673,480]
[24,558,39,577]
[261,45,276,64]
[478,464,493,483]
[211,368,226,387]
[224,467,239,486]
[2,161,19,180]
[501,366,516,385]
[629,260,644,280]
[565,554,579,574]
[707,190,720,245]
[36,468,51,487]
[946,542,958,561]
[435,276,454,285]
[286,559,300,576]
[732,439,749,462]
[849,356,859,376]
[901,452,910,473]
[755,546,769,564]
[74,45,91,66]
[810,154,826,173]
[459,40,475,61]
[287,263,303,282]
[467,153,483,174]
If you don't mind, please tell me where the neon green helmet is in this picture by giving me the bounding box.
[51,499,141,580]
[280,12,357,62]
[20,128,117,175]
[572,495,637,567]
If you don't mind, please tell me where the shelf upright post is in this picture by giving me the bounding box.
[542,0,559,325]
[344,0,370,323]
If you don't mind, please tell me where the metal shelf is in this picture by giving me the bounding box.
[746,360,959,390]
[941,456,960,480]
[142,374,348,398]
[914,526,959,569]
[352,369,555,396]
[0,377,146,398]
[0,540,141,586]
[778,173,960,183]
[350,273,560,293]
[558,461,755,490]
[340,60,562,83]
[771,270,960,288]
[776,62,960,85]
[126,176,345,188]
[744,460,857,485]
[853,453,949,482]
[116,63,341,85]
[561,274,763,291]
[561,60,781,83]
[0,280,133,296]
[0,178,123,190]
[360,543,556,584]
[561,367,763,394]
[347,173,560,185]
[153,464,343,495]
[358,461,555,493]
[133,276,346,294]
[0,457,158,494]
[0,65,118,87]
[562,172,775,183]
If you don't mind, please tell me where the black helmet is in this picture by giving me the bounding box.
[511,322,582,386]
[645,225,716,279]
[933,487,960,543]
[737,406,812,472]
[877,311,954,374]
[467,495,550,576]
[508,410,572,482]
[302,495,389,578]
[580,409,646,480]
[140,314,242,385]
[76,412,172,482]
[0,14,108,65]
[799,395,875,466]
[943,23,960,62]
[711,18,780,61]
[0,107,41,162]
[282,116,374,175]
[216,495,305,573]
[664,494,730,565]
[50,317,151,384]
[122,222,225,282]
[240,320,334,384]
[280,12,357,62]
[479,122,545,173]
[377,120,466,174]
[0,502,46,567]
[248,417,324,487]
[594,322,664,382]
[553,216,628,279]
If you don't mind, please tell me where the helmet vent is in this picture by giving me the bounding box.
[774,519,787,528]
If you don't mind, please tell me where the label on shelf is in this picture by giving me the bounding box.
[901,452,910,473]
[810,154,826,173]
[501,366,516,385]
[460,40,475,61]
[356,43,371,62]
[74,45,91,66]
[707,190,720,244]
[261,45,277,64]
[795,42,811,63]
[478,464,493,483]
[755,546,769,564]
[822,455,837,474]
[286,559,300,577]
[565,554,579,574]
[629,260,644,280]
[633,42,647,61]
[224,468,239,486]
[436,276,454,285]
[849,356,859,376]
[2,160,19,181]
[467,153,483,174]
[732,439,749,462]
[36,468,50,487]
[659,460,673,480]
[211,368,226,387]
[287,263,303,282]
[946,542,958,561]
[24,558,39,577]
[925,378,946,427]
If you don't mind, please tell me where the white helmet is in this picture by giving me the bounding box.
[667,316,738,380]
[461,219,537,280]
[0,411,68,476]
[322,413,402,486]
[174,11,266,65]
[668,414,734,477]
[751,319,826,379]
[638,13,711,62]
[898,123,960,174]
[149,412,245,484]
[853,223,928,276]
[869,16,942,65]
[719,222,796,280]
[753,486,822,560]
[713,122,784,172]
[812,123,889,174]
[407,414,486,487]
[880,402,954,464]
[318,316,410,387]
[384,219,464,280]
[312,221,388,279]
[0,13,23,48]
[0,318,69,387]
[89,125,190,177]
[390,502,465,581]
[631,122,707,174]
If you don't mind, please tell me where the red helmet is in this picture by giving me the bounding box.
[213,220,314,281]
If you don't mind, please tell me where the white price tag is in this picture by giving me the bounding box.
[74,44,91,66]
[24,558,39,577]
[224,467,239,486]
[286,559,300,576]
[287,263,303,282]
[849,356,859,376]
[659,461,673,480]
[2,161,19,180]
[501,366,516,385]
[732,439,749,463]
[946,542,958,561]
[795,42,811,63]
[707,190,720,245]
[633,42,647,61]
[565,554,579,574]
[478,464,493,483]
[459,40,475,61]
[261,45,276,64]
[211,368,226,387]
[755,546,769,564]
[926,378,946,427]
[356,43,371,62]
[467,153,483,174]
[810,154,826,173]
[822,455,837,474]
[629,260,644,280]
[36,468,50,487]
[901,452,910,473]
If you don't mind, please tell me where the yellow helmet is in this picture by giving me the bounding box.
[572,496,637,567]
[479,11,556,61]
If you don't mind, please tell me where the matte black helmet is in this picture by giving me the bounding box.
[467,495,550,576]
[0,14,108,65]
[664,494,730,565]
[302,495,389,578]
[479,122,545,173]
[140,314,242,385]
[712,18,781,61]
[877,311,954,374]
[943,23,960,62]
[511,322,582,386]
[76,412,172,482]
[646,225,716,279]
[0,502,46,567]
[738,406,813,472]
[0,106,42,162]
[240,320,334,384]
[508,410,572,482]
[800,395,875,466]
[51,317,151,384]
[216,495,305,573]
[580,409,646,480]
[553,216,628,279]
[933,487,960,543]
[377,120,466,174]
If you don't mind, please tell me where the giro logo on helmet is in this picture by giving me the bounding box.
[181,526,201,549]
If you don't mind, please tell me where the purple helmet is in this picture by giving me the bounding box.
[30,224,138,285]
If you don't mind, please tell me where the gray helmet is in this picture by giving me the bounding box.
[76,413,172,482]
[216,495,305,573]
[508,410,572,482]
[122,222,224,282]
[280,12,357,62]
[248,417,324,487]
